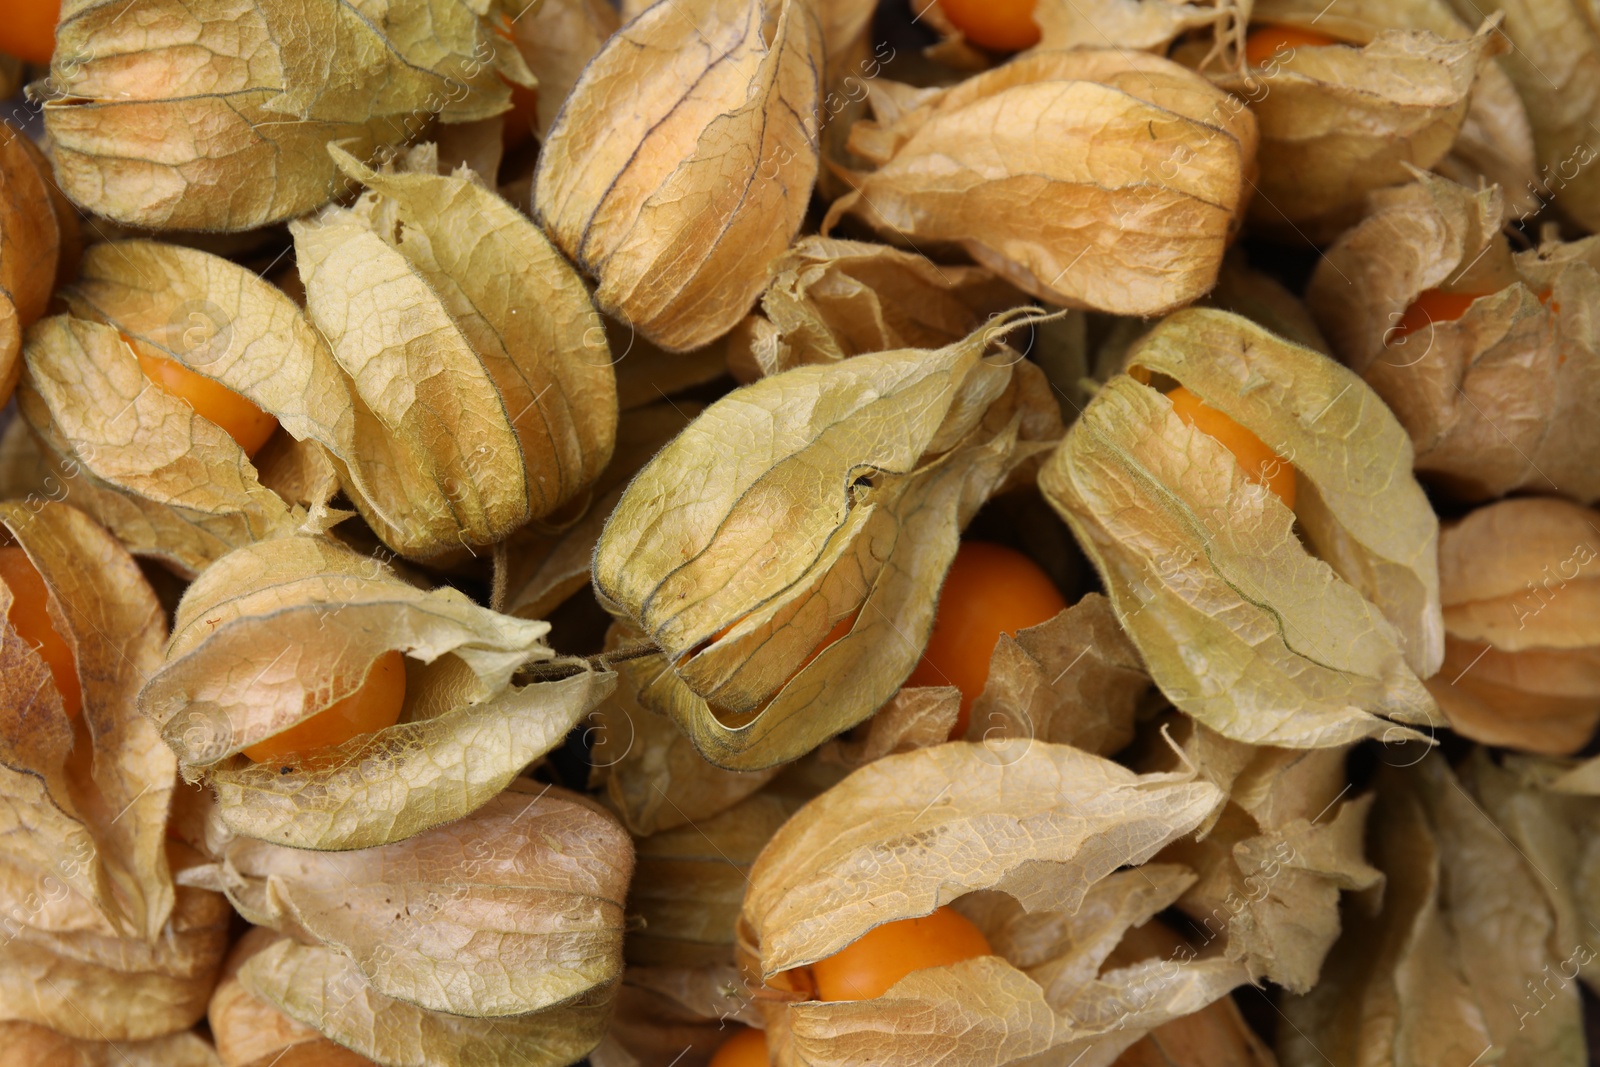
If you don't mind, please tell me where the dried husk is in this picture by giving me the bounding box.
[1278,756,1584,1067]
[0,501,229,1040]
[738,742,1249,1066]
[1111,989,1276,1066]
[508,0,620,138]
[17,240,357,575]
[1426,498,1600,755]
[1,128,77,406]
[725,236,1022,382]
[534,0,823,351]
[136,535,612,850]
[1203,24,1496,236]
[1030,0,1241,53]
[210,928,378,1067]
[1143,719,1381,993]
[0,1023,223,1067]
[826,50,1256,317]
[1201,252,1330,355]
[41,0,533,231]
[196,783,632,1067]
[293,145,618,559]
[593,314,1062,770]
[1041,308,1444,748]
[589,965,761,1067]
[1308,174,1600,503]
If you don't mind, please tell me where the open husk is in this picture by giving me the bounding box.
[0,501,228,1040]
[41,0,532,231]
[1308,173,1600,503]
[293,144,618,559]
[827,50,1256,316]
[725,236,1022,382]
[593,314,1062,770]
[1427,498,1600,755]
[738,741,1249,1066]
[534,0,823,351]
[1041,308,1444,748]
[136,535,612,850]
[194,782,632,1067]
[1,126,78,408]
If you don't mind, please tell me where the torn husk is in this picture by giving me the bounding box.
[136,535,612,850]
[1308,173,1600,503]
[1041,308,1444,748]
[826,50,1256,316]
[593,313,1062,770]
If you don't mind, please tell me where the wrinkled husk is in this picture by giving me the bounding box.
[1308,174,1600,503]
[1240,0,1539,220]
[0,501,229,1040]
[136,535,612,850]
[589,965,761,1067]
[593,314,1063,770]
[1426,498,1600,755]
[508,0,619,138]
[535,0,822,351]
[828,50,1255,316]
[1111,988,1276,1066]
[293,144,617,559]
[1042,308,1444,748]
[725,236,1022,382]
[1,127,77,406]
[0,1022,222,1067]
[18,239,351,575]
[1202,24,1494,236]
[1031,0,1241,53]
[192,783,632,1067]
[210,927,378,1067]
[1201,252,1330,355]
[739,742,1249,1066]
[41,0,533,231]
[1279,755,1585,1067]
[1142,719,1380,993]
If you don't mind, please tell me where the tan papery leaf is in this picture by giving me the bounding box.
[209,928,378,1067]
[1041,309,1444,748]
[594,314,1062,769]
[136,535,611,850]
[1309,174,1600,503]
[42,0,531,230]
[0,1022,222,1067]
[293,144,617,559]
[827,50,1256,316]
[534,0,823,350]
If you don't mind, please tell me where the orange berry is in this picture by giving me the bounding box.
[0,0,59,65]
[1243,24,1339,67]
[0,546,81,719]
[242,650,407,763]
[935,0,1040,52]
[810,906,992,1001]
[708,1027,768,1067]
[134,346,279,458]
[905,541,1066,738]
[1165,386,1296,510]
[1389,289,1488,341]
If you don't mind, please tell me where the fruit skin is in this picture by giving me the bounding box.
[1166,386,1297,510]
[1389,289,1487,341]
[134,347,280,458]
[0,545,82,719]
[809,905,994,1001]
[905,541,1067,737]
[1243,24,1339,67]
[709,1027,769,1067]
[0,0,59,64]
[242,650,407,763]
[935,0,1040,52]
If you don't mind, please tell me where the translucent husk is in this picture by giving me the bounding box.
[0,127,78,407]
[724,236,1023,382]
[1308,173,1600,503]
[738,742,1248,1066]
[0,1022,223,1067]
[1425,498,1600,755]
[0,501,228,1040]
[534,0,823,351]
[41,0,533,231]
[191,782,633,1067]
[136,535,612,850]
[593,314,1062,770]
[826,50,1256,316]
[1041,308,1444,748]
[507,0,620,138]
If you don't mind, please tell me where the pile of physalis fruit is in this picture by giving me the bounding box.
[5,0,1600,1063]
